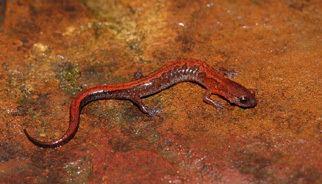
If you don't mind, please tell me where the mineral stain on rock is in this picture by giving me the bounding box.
[0,0,321,183]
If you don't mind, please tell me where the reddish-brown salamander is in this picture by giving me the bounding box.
[24,59,256,148]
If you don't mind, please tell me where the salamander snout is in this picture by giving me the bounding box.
[236,95,257,108]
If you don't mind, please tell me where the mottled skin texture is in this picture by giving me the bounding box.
[24,59,257,148]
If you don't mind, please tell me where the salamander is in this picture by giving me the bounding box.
[24,59,257,148]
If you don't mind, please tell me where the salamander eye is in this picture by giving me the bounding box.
[238,96,249,104]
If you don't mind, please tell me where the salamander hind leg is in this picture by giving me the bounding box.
[217,67,238,78]
[203,91,224,110]
[130,97,160,116]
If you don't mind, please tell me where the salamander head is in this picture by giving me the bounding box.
[215,79,257,108]
[232,91,257,108]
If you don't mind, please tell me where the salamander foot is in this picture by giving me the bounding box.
[203,93,224,110]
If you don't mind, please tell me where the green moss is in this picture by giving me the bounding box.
[17,92,33,107]
[55,62,81,95]
[7,71,25,89]
[83,0,145,55]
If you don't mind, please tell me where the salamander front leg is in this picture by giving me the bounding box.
[130,97,160,116]
[203,91,224,110]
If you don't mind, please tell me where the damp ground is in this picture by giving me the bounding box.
[0,0,321,183]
